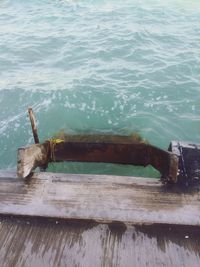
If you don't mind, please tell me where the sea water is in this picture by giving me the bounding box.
[0,0,200,177]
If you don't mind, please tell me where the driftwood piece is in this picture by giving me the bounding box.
[17,143,49,178]
[28,108,39,144]
[0,171,200,226]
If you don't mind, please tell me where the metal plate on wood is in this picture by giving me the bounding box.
[169,141,200,187]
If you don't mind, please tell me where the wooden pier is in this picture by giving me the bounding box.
[1,109,199,266]
[0,171,199,266]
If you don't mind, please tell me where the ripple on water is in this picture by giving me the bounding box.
[0,0,200,173]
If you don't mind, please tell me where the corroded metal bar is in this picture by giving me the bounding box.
[49,137,178,183]
[17,135,178,182]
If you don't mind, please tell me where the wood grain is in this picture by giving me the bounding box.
[0,171,199,226]
[0,215,199,267]
[17,144,48,178]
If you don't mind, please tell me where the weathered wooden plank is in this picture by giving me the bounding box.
[0,171,199,226]
[17,144,48,178]
[0,215,199,267]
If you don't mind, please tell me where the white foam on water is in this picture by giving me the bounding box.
[0,0,199,171]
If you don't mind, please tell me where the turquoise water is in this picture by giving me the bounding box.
[0,0,200,176]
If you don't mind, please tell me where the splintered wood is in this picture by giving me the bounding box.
[17,144,48,178]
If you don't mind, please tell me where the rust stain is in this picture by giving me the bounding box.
[46,134,178,183]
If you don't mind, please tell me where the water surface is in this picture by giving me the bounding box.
[0,0,200,176]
